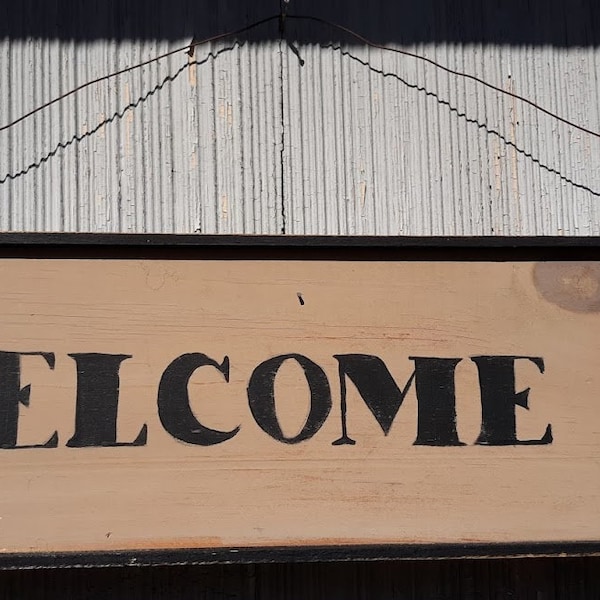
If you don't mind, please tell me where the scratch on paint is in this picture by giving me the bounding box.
[360,181,367,209]
[221,194,229,218]
[507,74,521,226]
[188,53,197,87]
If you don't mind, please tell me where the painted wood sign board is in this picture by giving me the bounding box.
[0,234,599,567]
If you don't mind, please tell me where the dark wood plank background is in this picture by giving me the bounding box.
[1,558,599,599]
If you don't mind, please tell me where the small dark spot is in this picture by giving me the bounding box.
[297,292,305,306]
[106,532,111,538]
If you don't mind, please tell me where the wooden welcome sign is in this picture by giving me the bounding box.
[0,234,599,566]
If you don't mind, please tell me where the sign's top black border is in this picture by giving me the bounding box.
[0,234,599,260]
[0,233,600,247]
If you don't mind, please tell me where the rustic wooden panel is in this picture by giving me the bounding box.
[0,240,599,562]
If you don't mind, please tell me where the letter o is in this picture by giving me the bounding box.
[247,354,331,444]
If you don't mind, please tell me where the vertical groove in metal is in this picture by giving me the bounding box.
[1,5,599,235]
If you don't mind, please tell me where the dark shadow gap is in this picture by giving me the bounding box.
[1,0,599,46]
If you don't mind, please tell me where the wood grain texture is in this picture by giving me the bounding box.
[0,253,599,560]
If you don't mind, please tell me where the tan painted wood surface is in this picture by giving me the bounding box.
[0,257,599,554]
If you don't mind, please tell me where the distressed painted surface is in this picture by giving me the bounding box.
[0,1,599,235]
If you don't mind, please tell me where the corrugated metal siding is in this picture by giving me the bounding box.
[282,41,600,235]
[1,2,599,235]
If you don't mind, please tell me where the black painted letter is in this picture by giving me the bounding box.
[67,353,147,447]
[248,354,331,444]
[0,351,58,449]
[158,353,239,445]
[333,354,463,446]
[471,355,552,445]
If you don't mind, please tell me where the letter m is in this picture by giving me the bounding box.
[333,354,463,446]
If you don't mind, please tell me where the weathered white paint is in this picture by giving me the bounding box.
[1,2,599,235]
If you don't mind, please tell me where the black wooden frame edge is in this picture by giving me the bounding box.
[1,542,600,570]
[1,232,600,248]
[1,233,600,262]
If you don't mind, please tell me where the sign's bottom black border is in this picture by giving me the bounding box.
[1,542,599,569]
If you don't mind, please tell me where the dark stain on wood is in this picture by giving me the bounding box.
[534,262,600,312]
